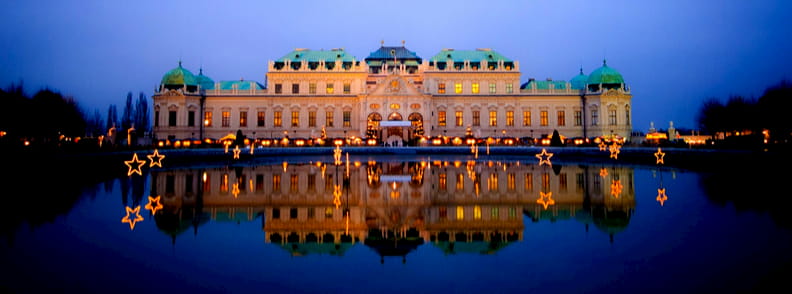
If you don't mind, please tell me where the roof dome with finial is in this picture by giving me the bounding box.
[570,67,588,90]
[587,59,624,85]
[161,61,197,86]
[195,68,214,90]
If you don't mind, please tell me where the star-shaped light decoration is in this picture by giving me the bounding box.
[333,184,342,209]
[599,168,609,178]
[610,179,623,198]
[124,153,146,176]
[598,141,608,151]
[609,143,621,159]
[536,191,555,210]
[233,145,241,159]
[144,195,163,215]
[333,145,343,165]
[535,148,553,166]
[232,183,240,198]
[147,149,165,168]
[654,147,665,165]
[121,205,144,230]
[657,188,668,206]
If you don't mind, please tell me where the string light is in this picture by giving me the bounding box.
[535,148,553,166]
[147,149,165,168]
[124,153,146,176]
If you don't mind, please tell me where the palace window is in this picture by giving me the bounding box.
[326,111,334,127]
[291,111,299,127]
[309,83,317,94]
[625,107,631,125]
[204,112,212,127]
[155,111,159,127]
[542,173,550,190]
[256,174,264,192]
[525,173,533,191]
[240,111,247,127]
[540,111,548,126]
[308,111,316,127]
[489,83,496,94]
[489,111,497,126]
[507,173,516,191]
[290,174,298,192]
[438,83,446,94]
[609,109,617,125]
[343,111,351,127]
[274,84,282,94]
[506,111,514,127]
[343,83,351,94]
[220,173,228,193]
[455,83,462,94]
[168,111,177,127]
[488,173,498,191]
[456,173,464,191]
[523,111,531,126]
[272,174,281,192]
[326,83,334,94]
[307,174,316,192]
[574,111,582,126]
[472,83,480,94]
[292,84,299,94]
[438,111,446,126]
[557,111,565,126]
[455,111,463,127]
[188,111,195,127]
[591,110,599,126]
[472,111,480,126]
[222,111,230,127]
[274,111,282,127]
[439,173,447,190]
[506,83,513,94]
[257,111,265,127]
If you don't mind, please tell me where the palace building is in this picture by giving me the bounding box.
[152,44,632,145]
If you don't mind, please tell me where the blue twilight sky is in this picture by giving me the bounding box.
[1,0,791,131]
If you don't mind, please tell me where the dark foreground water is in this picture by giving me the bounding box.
[2,153,791,293]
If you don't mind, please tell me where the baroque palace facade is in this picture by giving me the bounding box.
[152,44,632,144]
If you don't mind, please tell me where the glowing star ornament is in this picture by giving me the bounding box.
[124,153,146,176]
[657,188,668,206]
[121,205,144,230]
[610,179,623,198]
[598,141,608,151]
[232,183,240,198]
[654,148,665,164]
[233,145,241,159]
[600,168,609,178]
[609,143,621,159]
[536,191,555,210]
[147,149,165,168]
[144,195,163,215]
[535,148,553,166]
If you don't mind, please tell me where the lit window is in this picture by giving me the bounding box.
[291,111,299,127]
[438,83,446,94]
[308,111,316,127]
[309,83,317,94]
[488,173,498,191]
[507,173,515,191]
[455,83,462,94]
[239,111,247,127]
[326,83,334,94]
[558,111,565,126]
[258,111,265,127]
[343,111,351,127]
[222,111,230,127]
[489,111,497,126]
[439,173,447,190]
[540,111,548,126]
[274,111,282,127]
[455,111,463,127]
[472,111,480,126]
[438,111,446,126]
[472,83,479,94]
[204,112,213,127]
[506,83,513,93]
[506,111,514,126]
[272,174,280,192]
[523,111,531,126]
[456,173,464,191]
[489,83,496,94]
[326,111,334,127]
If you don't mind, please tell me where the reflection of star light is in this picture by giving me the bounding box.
[333,185,342,209]
[121,205,144,230]
[537,192,555,210]
[657,188,668,206]
[124,153,146,176]
[233,146,241,159]
[600,168,609,178]
[609,143,621,159]
[611,179,623,198]
[655,148,665,164]
[333,145,342,165]
[147,149,165,168]
[535,148,553,166]
[144,195,163,215]
[232,183,240,198]
[598,141,608,151]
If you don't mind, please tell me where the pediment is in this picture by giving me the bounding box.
[368,74,423,97]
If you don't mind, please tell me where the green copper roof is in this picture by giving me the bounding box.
[569,68,588,90]
[429,49,512,62]
[276,48,356,62]
[366,46,422,61]
[521,79,568,90]
[161,61,197,86]
[587,60,624,85]
[195,68,215,90]
[217,80,265,90]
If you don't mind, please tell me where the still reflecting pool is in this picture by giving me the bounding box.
[2,154,791,293]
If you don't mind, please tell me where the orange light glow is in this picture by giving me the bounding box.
[537,192,555,210]
[598,141,607,151]
[333,184,342,209]
[124,153,146,176]
[654,148,665,164]
[609,143,621,159]
[144,195,163,215]
[233,145,241,159]
[147,149,165,168]
[121,205,144,230]
[610,180,623,198]
[333,145,343,165]
[535,148,553,166]
[657,188,668,206]
[232,183,240,198]
[600,168,608,178]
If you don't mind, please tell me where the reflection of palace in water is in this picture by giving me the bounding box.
[151,159,634,258]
